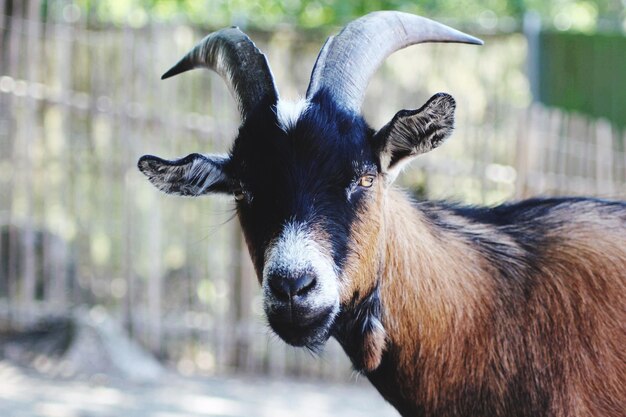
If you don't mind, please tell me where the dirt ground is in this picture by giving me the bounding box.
[0,361,399,417]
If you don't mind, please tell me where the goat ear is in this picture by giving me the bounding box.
[374,93,455,182]
[137,153,231,196]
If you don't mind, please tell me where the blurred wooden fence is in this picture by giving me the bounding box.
[0,5,625,381]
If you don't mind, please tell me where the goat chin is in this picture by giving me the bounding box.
[266,304,336,349]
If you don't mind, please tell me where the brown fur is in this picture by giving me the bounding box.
[340,181,388,371]
[361,323,387,372]
[340,181,385,301]
[342,187,626,417]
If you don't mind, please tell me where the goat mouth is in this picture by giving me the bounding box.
[267,306,335,348]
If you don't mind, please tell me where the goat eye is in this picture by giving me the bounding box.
[233,187,246,201]
[358,175,375,188]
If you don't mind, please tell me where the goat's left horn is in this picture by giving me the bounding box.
[162,27,278,120]
[306,11,483,113]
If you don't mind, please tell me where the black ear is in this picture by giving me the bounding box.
[374,93,456,181]
[137,153,231,196]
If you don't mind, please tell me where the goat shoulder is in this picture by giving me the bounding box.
[363,192,625,417]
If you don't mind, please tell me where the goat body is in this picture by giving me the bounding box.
[337,192,626,417]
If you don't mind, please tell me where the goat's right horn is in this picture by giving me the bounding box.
[306,11,483,114]
[162,27,278,120]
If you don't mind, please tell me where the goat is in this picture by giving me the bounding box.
[138,11,626,417]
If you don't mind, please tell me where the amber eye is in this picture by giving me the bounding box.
[358,175,375,188]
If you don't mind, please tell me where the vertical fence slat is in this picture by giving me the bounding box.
[595,119,615,197]
[120,26,136,336]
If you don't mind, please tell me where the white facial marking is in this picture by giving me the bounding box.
[275,98,309,132]
[263,222,339,313]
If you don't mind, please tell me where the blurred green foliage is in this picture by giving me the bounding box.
[537,30,626,127]
[69,0,625,31]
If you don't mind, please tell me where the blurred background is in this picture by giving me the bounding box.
[1,1,625,416]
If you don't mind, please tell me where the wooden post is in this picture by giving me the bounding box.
[121,25,136,336]
[0,0,7,75]
[12,0,39,325]
[238,229,256,372]
[230,225,246,370]
[145,25,164,358]
[595,119,615,197]
[0,2,17,324]
[514,107,531,199]
[147,200,163,355]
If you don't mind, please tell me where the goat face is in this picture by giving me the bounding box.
[231,95,378,348]
[138,12,477,350]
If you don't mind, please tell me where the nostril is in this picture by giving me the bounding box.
[267,273,317,300]
[293,273,316,296]
[268,276,290,300]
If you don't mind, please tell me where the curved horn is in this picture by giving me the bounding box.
[162,27,278,119]
[306,11,483,113]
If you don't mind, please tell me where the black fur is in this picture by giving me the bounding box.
[333,284,385,372]
[230,89,378,278]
